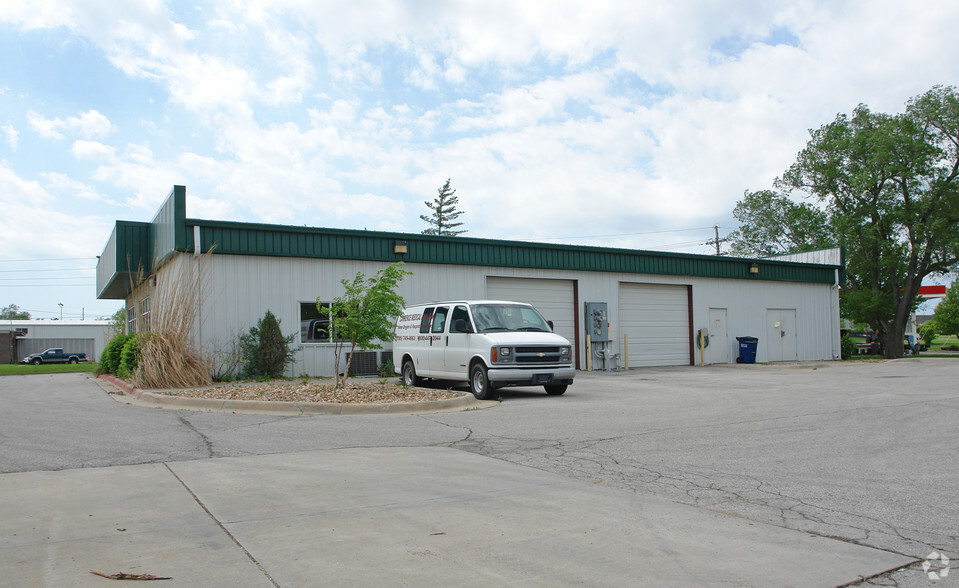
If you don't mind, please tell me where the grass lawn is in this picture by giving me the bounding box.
[0,363,100,376]
[929,334,959,351]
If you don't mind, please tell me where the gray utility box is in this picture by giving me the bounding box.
[585,302,609,342]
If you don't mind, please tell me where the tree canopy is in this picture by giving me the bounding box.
[727,189,833,257]
[320,262,411,387]
[1,304,30,320]
[420,179,466,236]
[932,281,959,338]
[732,85,959,358]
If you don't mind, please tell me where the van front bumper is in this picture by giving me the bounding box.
[487,366,575,386]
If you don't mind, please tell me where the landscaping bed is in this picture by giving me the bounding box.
[157,378,463,404]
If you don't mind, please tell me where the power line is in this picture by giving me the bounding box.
[0,257,95,262]
[0,283,96,288]
[705,224,730,255]
[0,267,96,273]
[540,226,719,241]
[0,276,94,281]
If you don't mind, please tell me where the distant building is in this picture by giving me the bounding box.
[1,320,113,363]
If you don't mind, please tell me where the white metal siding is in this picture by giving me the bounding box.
[486,277,576,346]
[619,282,690,367]
[149,252,838,378]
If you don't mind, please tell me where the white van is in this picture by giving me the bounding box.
[393,300,575,399]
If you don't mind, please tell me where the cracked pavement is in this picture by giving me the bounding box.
[2,359,956,586]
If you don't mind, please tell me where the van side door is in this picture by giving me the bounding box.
[443,305,473,380]
[425,306,449,377]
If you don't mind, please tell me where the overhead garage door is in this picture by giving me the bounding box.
[619,282,691,367]
[486,277,577,356]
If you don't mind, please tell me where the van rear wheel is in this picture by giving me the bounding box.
[401,360,420,387]
[545,384,567,396]
[470,364,494,400]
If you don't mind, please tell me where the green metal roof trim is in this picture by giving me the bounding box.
[150,185,186,267]
[186,218,841,284]
[95,221,152,299]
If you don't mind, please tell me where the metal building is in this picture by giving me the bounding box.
[1,320,113,363]
[96,187,843,377]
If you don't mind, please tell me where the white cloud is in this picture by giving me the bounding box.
[0,162,109,260]
[1,124,17,150]
[40,172,105,201]
[72,140,116,161]
[27,110,114,141]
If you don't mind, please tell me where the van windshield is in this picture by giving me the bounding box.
[471,304,552,333]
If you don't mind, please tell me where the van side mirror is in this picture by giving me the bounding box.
[453,319,472,333]
[547,320,554,331]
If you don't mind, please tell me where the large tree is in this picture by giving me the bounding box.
[772,85,959,358]
[420,179,466,236]
[727,189,833,257]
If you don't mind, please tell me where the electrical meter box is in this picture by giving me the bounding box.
[585,302,609,342]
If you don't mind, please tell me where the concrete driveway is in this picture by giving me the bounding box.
[1,359,956,586]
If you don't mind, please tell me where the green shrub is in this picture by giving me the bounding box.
[239,310,298,379]
[101,333,131,375]
[840,333,856,360]
[943,344,959,351]
[378,360,394,378]
[919,320,939,348]
[118,334,143,379]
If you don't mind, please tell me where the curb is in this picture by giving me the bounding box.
[96,374,492,415]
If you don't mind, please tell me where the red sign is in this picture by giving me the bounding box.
[919,285,947,296]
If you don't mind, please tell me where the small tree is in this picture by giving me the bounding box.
[919,318,939,348]
[0,304,30,320]
[239,310,298,379]
[932,281,959,338]
[420,179,466,236]
[320,262,411,387]
[108,307,126,338]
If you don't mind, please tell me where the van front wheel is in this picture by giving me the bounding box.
[470,364,494,400]
[402,360,421,387]
[544,384,567,395]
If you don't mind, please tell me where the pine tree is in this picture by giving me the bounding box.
[420,179,466,236]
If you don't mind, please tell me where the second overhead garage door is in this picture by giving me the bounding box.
[619,282,691,367]
[486,276,576,352]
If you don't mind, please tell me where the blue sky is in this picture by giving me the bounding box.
[1,0,957,319]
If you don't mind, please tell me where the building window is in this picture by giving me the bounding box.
[140,296,151,332]
[302,302,344,343]
[127,304,137,334]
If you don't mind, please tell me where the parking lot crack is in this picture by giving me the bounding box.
[179,415,214,458]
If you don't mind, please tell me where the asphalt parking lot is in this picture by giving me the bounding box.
[1,359,956,586]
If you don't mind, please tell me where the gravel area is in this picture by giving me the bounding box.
[161,378,464,404]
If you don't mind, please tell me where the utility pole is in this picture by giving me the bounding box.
[705,225,729,256]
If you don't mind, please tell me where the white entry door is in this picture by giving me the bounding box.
[766,309,798,362]
[708,308,729,364]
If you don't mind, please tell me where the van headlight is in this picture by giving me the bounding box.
[492,347,512,363]
[560,346,571,360]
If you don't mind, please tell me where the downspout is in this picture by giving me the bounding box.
[832,268,840,360]
[194,225,202,349]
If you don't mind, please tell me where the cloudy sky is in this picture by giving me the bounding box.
[2,1,958,319]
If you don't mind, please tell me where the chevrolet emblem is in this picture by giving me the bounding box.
[537,352,545,357]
